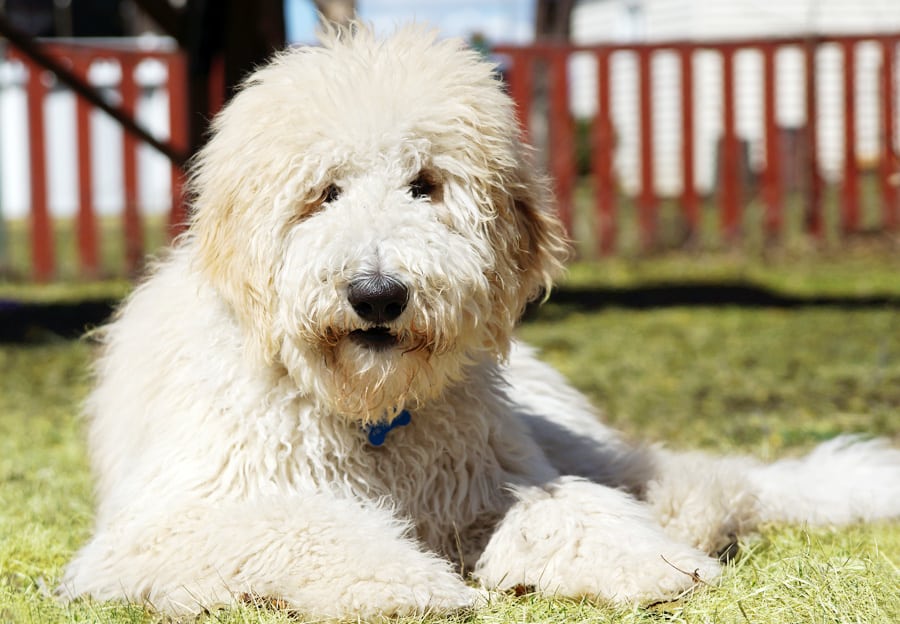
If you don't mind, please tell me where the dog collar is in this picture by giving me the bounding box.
[364,409,412,446]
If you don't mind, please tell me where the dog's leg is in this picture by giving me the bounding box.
[643,450,761,555]
[507,342,659,493]
[60,493,480,618]
[473,477,721,604]
[508,344,900,555]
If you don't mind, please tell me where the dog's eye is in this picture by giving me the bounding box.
[408,173,438,200]
[320,184,342,204]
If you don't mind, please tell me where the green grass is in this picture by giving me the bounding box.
[563,244,900,298]
[0,214,170,284]
[2,301,899,623]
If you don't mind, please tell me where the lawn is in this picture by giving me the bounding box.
[2,270,899,623]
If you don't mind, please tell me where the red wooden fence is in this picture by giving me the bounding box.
[496,32,900,253]
[2,34,899,281]
[3,40,189,281]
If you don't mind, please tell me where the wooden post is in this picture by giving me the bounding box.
[638,46,656,250]
[24,59,54,281]
[762,43,783,240]
[549,48,575,235]
[594,48,616,254]
[841,39,860,233]
[506,50,534,141]
[804,39,823,238]
[720,46,741,243]
[679,45,699,240]
[881,38,898,231]
[74,54,99,275]
[120,55,144,273]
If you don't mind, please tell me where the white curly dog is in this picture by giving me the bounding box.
[63,25,900,618]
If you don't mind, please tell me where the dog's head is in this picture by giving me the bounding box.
[189,24,568,421]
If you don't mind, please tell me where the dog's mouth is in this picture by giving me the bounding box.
[349,326,398,350]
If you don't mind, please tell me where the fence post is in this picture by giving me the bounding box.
[120,54,143,273]
[74,53,99,276]
[720,46,741,243]
[593,48,616,254]
[24,58,54,281]
[549,47,574,235]
[504,49,533,141]
[0,44,5,268]
[881,37,898,231]
[804,39,824,238]
[638,46,656,250]
[841,39,860,234]
[679,45,699,242]
[762,43,783,241]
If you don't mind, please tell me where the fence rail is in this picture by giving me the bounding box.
[495,32,900,253]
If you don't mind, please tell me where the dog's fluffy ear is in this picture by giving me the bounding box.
[482,149,570,355]
[186,99,287,365]
[510,164,570,306]
[193,205,281,364]
[190,189,282,364]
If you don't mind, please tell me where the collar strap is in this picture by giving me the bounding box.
[365,409,412,446]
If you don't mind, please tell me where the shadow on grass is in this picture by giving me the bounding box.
[3,281,900,343]
[0,299,117,342]
[536,282,900,312]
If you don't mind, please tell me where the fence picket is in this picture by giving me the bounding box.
[74,55,99,275]
[880,38,898,231]
[841,40,860,233]
[23,58,54,281]
[680,46,699,242]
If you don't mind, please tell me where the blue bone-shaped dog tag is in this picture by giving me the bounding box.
[365,409,412,446]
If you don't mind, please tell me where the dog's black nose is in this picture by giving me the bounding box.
[347,274,409,324]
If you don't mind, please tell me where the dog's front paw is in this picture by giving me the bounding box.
[336,565,483,617]
[410,578,487,614]
[598,542,722,603]
[474,478,722,604]
[274,540,484,619]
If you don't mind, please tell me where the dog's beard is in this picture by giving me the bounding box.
[278,280,504,422]
[280,325,469,423]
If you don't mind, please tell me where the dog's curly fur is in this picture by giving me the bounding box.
[61,25,900,618]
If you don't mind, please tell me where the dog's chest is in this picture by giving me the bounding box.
[290,404,516,563]
[360,418,514,562]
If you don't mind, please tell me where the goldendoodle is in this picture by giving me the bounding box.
[62,24,900,618]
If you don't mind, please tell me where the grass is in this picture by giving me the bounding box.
[0,214,168,284]
[2,300,899,623]
[1,182,899,622]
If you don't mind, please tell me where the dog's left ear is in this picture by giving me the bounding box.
[507,159,571,310]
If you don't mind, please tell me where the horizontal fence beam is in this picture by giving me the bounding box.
[494,31,900,56]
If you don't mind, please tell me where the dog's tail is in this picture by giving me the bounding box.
[645,435,900,554]
[747,435,900,525]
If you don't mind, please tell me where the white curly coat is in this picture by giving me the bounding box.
[61,25,900,618]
